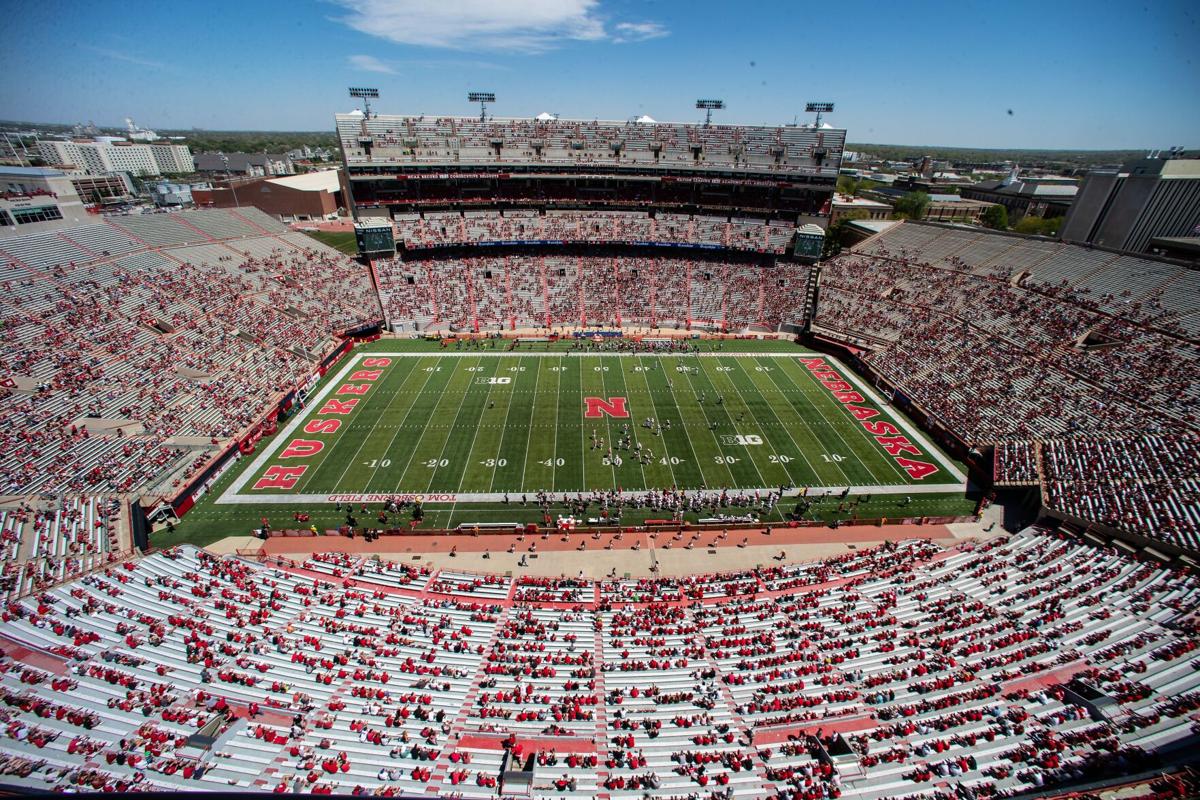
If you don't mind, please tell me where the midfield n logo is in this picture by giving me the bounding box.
[583,396,630,419]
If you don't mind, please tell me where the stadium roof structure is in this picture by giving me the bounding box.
[263,169,340,193]
[0,165,68,177]
[334,112,847,178]
[846,218,901,235]
[972,178,1079,198]
[1150,235,1200,255]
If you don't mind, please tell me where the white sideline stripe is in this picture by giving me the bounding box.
[221,353,365,499]
[216,350,967,505]
[214,481,967,505]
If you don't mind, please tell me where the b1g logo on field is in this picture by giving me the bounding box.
[722,434,763,446]
[477,377,511,385]
[584,396,629,419]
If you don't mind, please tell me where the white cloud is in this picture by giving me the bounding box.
[330,0,617,53]
[349,54,398,74]
[84,46,166,69]
[612,21,668,44]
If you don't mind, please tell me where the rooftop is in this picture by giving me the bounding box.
[0,166,67,177]
[265,170,340,193]
[832,193,891,208]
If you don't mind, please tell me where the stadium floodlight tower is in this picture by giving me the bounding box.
[805,101,835,128]
[468,91,496,122]
[348,86,380,118]
[696,99,725,127]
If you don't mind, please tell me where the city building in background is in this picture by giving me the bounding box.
[830,193,892,223]
[37,138,195,177]
[0,166,90,236]
[961,167,1078,220]
[149,181,196,207]
[192,169,341,220]
[70,173,135,206]
[863,186,998,223]
[193,152,295,177]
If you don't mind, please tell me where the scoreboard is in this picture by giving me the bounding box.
[793,224,826,261]
[354,221,395,256]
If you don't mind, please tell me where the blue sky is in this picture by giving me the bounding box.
[1,0,1196,149]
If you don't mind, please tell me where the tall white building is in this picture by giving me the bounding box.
[38,140,87,169]
[150,143,195,174]
[38,138,194,177]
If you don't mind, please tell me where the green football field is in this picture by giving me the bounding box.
[216,343,966,507]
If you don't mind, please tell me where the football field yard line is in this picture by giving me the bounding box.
[727,355,827,485]
[620,360,675,489]
[759,359,872,485]
[775,357,911,486]
[558,359,579,493]
[515,356,538,492]
[703,356,804,489]
[736,356,847,486]
[779,356,907,485]
[426,357,498,492]
[669,355,739,488]
[296,354,421,494]
[603,358,651,491]
[354,355,445,491]
[454,357,506,493]
[632,355,678,488]
[582,356,620,490]
[640,357,706,490]
[549,359,561,490]
[395,357,487,492]
[330,356,434,493]
[674,356,747,489]
[692,357,782,489]
[387,356,476,493]
[460,355,523,492]
[443,357,509,490]
[719,356,822,488]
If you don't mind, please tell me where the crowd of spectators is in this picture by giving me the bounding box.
[376,253,811,332]
[337,114,839,177]
[0,212,382,495]
[0,528,1194,796]
[1040,435,1200,552]
[811,223,1199,550]
[391,210,796,254]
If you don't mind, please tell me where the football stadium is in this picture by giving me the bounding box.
[1,59,1199,800]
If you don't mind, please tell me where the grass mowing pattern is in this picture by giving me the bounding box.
[159,340,974,548]
[300,229,358,255]
[236,351,959,498]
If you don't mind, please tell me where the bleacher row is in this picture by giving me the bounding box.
[855,222,1200,337]
[0,209,382,495]
[812,224,1200,445]
[811,221,1200,554]
[390,210,796,254]
[992,436,1200,553]
[337,115,844,176]
[0,497,122,601]
[0,529,1196,797]
[376,254,811,332]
